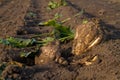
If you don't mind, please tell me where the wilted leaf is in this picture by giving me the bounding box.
[0,37,36,48]
[27,12,36,18]
[0,38,10,45]
[47,0,67,10]
[60,0,67,6]
[54,13,62,20]
[20,46,40,58]
[82,20,88,24]
[20,52,33,58]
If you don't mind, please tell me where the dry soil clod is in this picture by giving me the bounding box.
[72,18,103,55]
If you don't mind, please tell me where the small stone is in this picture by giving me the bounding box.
[98,9,105,16]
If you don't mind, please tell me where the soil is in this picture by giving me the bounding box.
[0,0,120,80]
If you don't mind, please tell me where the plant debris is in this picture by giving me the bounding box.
[47,0,67,10]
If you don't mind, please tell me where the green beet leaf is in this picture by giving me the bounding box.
[39,20,74,42]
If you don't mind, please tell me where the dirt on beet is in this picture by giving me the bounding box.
[0,0,120,80]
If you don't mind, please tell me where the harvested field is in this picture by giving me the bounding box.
[0,0,120,80]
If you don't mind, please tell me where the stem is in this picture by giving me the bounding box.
[32,32,53,38]
[59,35,74,41]
[61,10,84,23]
